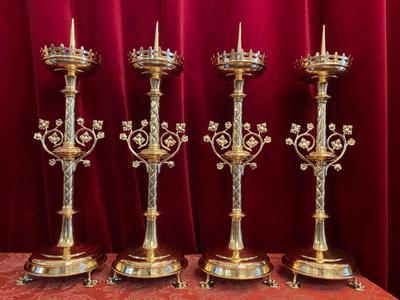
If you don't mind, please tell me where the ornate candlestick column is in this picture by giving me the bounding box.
[16,19,106,288]
[198,23,278,289]
[107,22,188,288]
[282,26,364,291]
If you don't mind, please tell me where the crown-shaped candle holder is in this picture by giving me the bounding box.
[198,23,278,289]
[281,26,364,291]
[106,22,188,288]
[16,19,106,288]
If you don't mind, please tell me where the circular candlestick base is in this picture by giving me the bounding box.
[198,247,273,280]
[112,245,187,279]
[281,247,358,280]
[23,244,106,283]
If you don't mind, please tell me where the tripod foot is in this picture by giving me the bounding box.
[347,277,365,291]
[16,274,33,286]
[83,270,98,288]
[199,273,215,289]
[286,272,300,289]
[262,274,279,288]
[172,272,187,288]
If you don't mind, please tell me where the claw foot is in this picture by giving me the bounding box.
[199,274,215,289]
[347,277,365,291]
[16,274,33,286]
[262,275,279,288]
[83,271,97,288]
[286,273,300,289]
[106,272,122,285]
[172,273,187,288]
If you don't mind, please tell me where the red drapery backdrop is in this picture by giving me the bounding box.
[0,0,398,296]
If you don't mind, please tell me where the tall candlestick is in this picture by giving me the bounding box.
[198,23,278,289]
[107,22,188,289]
[282,26,364,291]
[16,19,105,288]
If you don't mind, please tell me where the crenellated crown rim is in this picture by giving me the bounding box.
[295,51,352,78]
[40,44,101,72]
[128,46,183,75]
[212,49,267,76]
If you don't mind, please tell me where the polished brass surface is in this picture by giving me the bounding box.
[24,244,106,278]
[112,245,187,279]
[113,22,188,287]
[199,247,273,280]
[282,247,358,280]
[282,25,363,291]
[19,19,105,287]
[200,23,277,288]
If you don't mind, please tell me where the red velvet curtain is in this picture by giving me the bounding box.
[0,0,398,296]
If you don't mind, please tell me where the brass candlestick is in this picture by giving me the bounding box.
[198,23,278,289]
[281,26,364,291]
[16,19,106,288]
[107,22,188,288]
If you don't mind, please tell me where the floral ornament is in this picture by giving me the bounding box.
[77,117,85,125]
[330,139,343,150]
[208,121,219,132]
[299,137,311,150]
[38,119,50,130]
[93,120,103,130]
[343,125,353,135]
[133,133,146,146]
[164,135,177,148]
[48,132,61,145]
[79,131,93,144]
[216,135,228,148]
[122,121,133,131]
[290,123,301,134]
[286,122,316,172]
[246,136,259,149]
[257,122,267,133]
[176,123,185,133]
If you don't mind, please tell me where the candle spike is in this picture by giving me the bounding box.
[69,18,76,49]
[321,24,326,55]
[154,21,159,51]
[237,22,242,52]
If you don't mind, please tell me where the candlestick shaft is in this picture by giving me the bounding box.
[229,165,244,250]
[143,163,159,249]
[58,72,79,249]
[63,72,77,143]
[313,163,328,251]
[58,161,75,248]
[149,76,161,147]
[312,78,330,252]
[142,74,162,250]
[316,79,328,151]
[229,77,245,251]
[232,78,245,150]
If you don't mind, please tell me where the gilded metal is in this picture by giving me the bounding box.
[199,23,277,288]
[110,22,188,288]
[17,19,106,287]
[282,25,364,291]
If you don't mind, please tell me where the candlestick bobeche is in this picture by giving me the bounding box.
[198,23,278,289]
[106,22,188,288]
[16,19,106,288]
[281,25,364,291]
